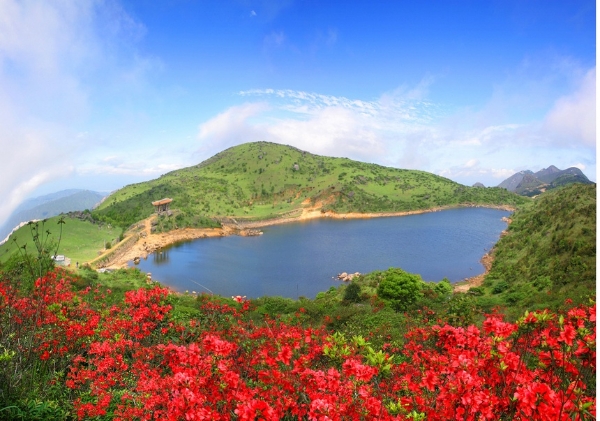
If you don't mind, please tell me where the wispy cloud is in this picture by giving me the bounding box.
[78,158,181,177]
[198,64,596,185]
[202,86,440,162]
[263,31,286,49]
[542,67,596,148]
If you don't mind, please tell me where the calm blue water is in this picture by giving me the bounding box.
[133,208,510,299]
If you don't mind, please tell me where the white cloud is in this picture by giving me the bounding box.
[437,165,516,185]
[200,67,596,188]
[543,67,596,147]
[203,87,438,163]
[0,0,152,227]
[489,168,518,180]
[267,106,384,158]
[197,102,271,154]
[0,0,94,225]
[78,159,181,177]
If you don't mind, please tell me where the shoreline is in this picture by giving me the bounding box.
[452,252,495,293]
[233,203,515,230]
[101,204,514,281]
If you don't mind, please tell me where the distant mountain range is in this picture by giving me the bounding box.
[497,165,593,196]
[0,189,107,244]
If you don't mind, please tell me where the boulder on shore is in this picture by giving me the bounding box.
[337,272,361,282]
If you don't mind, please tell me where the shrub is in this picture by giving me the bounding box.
[377,267,424,311]
[492,280,510,294]
[343,281,362,303]
[433,278,452,297]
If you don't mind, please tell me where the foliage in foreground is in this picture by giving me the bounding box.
[0,270,595,420]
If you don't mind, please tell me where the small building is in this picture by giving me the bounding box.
[52,255,71,266]
[152,198,173,214]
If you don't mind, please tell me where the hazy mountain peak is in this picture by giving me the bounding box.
[0,190,107,243]
[499,166,593,196]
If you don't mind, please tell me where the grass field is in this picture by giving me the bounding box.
[0,216,120,265]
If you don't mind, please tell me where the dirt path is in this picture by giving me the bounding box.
[95,216,229,269]
[236,203,515,229]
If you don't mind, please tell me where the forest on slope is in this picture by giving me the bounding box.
[474,183,596,317]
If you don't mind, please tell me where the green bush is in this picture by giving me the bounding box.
[343,282,362,303]
[376,268,424,312]
[492,280,509,294]
[433,278,452,297]
[445,295,479,327]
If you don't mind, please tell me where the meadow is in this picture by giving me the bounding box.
[0,216,120,266]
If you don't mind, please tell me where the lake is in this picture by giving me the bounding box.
[133,208,511,299]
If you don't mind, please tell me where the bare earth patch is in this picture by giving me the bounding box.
[452,252,495,293]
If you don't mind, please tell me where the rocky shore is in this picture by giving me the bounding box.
[336,272,361,282]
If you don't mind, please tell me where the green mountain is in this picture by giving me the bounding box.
[93,142,529,230]
[476,183,596,317]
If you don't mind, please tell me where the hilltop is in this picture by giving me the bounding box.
[93,141,528,231]
[498,165,593,197]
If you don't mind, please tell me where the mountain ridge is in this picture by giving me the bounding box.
[497,165,593,196]
[0,190,107,244]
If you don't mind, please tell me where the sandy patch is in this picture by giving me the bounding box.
[452,252,495,293]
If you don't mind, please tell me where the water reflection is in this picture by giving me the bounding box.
[152,249,170,265]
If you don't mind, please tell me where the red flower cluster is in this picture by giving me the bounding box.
[396,307,595,420]
[0,271,595,420]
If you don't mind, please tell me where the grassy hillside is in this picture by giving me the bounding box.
[475,183,596,317]
[94,141,529,230]
[0,190,106,241]
[0,215,120,265]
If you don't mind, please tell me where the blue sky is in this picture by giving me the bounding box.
[0,0,596,225]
